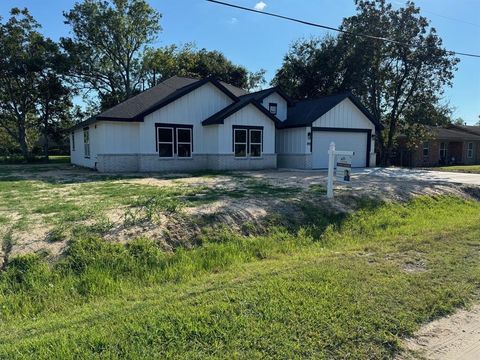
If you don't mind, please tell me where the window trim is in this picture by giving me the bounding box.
[83,127,90,159]
[422,142,429,157]
[157,127,174,158]
[176,127,192,158]
[155,123,193,158]
[233,128,248,158]
[249,129,263,157]
[268,102,278,115]
[467,142,474,158]
[232,125,264,158]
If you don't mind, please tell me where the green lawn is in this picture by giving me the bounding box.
[0,196,479,359]
[433,165,480,174]
[0,155,70,164]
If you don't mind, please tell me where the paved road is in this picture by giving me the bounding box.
[354,167,480,186]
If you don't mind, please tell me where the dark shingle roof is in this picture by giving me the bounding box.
[432,127,480,141]
[71,76,245,130]
[280,92,381,129]
[239,87,293,105]
[452,125,480,136]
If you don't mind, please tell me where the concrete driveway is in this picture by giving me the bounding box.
[354,167,480,186]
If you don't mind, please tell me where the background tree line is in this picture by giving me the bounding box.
[0,0,266,161]
[0,0,466,164]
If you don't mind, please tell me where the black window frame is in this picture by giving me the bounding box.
[232,125,264,158]
[71,132,75,151]
[268,102,278,115]
[155,123,193,158]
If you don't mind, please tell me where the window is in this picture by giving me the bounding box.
[155,123,193,158]
[422,142,429,157]
[467,142,474,158]
[233,126,263,158]
[249,129,262,157]
[268,103,277,115]
[234,128,247,157]
[157,127,174,157]
[83,128,90,158]
[176,128,192,158]
[71,132,75,151]
[439,142,447,159]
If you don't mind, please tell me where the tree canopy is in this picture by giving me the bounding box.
[62,0,162,110]
[273,0,459,164]
[142,44,266,91]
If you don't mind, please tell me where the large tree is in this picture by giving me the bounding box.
[273,0,458,165]
[63,0,161,110]
[142,44,266,91]
[0,8,73,160]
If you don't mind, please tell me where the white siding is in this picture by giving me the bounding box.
[218,104,276,154]
[312,98,376,132]
[261,92,288,121]
[96,122,140,154]
[141,82,234,154]
[70,126,97,168]
[276,127,309,154]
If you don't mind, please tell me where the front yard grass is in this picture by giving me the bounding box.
[0,196,479,359]
[433,165,480,174]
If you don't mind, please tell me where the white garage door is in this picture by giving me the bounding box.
[312,131,368,169]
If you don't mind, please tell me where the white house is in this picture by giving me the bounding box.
[70,76,381,172]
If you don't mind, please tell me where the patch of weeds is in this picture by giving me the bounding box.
[1,231,15,268]
[308,184,327,195]
[46,226,66,243]
[242,179,301,197]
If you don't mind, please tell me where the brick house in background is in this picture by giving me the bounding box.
[395,125,480,167]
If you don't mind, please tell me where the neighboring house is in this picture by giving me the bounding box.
[395,125,480,167]
[70,76,381,172]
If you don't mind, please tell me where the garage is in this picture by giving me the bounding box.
[312,129,370,169]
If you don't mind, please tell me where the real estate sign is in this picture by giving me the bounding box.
[336,154,352,182]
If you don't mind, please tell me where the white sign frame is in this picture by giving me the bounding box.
[327,142,354,199]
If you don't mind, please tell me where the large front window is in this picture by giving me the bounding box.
[233,126,263,158]
[156,124,193,158]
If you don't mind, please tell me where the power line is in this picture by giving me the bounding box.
[206,0,480,59]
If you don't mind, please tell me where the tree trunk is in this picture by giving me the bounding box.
[17,120,29,162]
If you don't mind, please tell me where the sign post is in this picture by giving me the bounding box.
[326,142,354,199]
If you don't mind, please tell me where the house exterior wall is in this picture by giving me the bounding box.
[141,82,234,155]
[261,93,288,121]
[406,140,480,167]
[217,104,276,155]
[70,126,97,168]
[278,99,376,169]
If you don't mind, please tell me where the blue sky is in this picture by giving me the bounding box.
[1,0,479,124]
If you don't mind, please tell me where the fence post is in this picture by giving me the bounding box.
[327,142,335,199]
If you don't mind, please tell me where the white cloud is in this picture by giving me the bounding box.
[254,1,267,11]
[229,17,238,24]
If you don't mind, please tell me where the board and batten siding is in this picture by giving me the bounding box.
[141,82,235,154]
[70,126,97,168]
[217,104,276,154]
[96,122,140,154]
[276,127,310,154]
[261,92,288,121]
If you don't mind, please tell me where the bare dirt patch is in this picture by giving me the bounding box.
[400,305,480,359]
